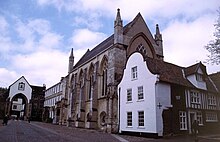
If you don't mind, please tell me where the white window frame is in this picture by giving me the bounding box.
[206,112,218,122]
[137,86,144,100]
[131,66,137,80]
[208,95,216,106]
[127,89,132,102]
[190,91,201,108]
[138,111,144,127]
[127,112,132,127]
[179,111,187,130]
[196,111,203,125]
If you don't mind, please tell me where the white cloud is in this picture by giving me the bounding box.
[0,68,18,87]
[163,13,218,73]
[7,48,88,87]
[36,0,81,12]
[1,0,220,89]
[0,36,13,54]
[0,16,8,34]
[70,28,107,50]
[73,13,103,31]
[39,32,63,50]
[36,0,220,21]
[0,16,66,87]
[27,19,51,35]
[0,16,15,59]
[15,19,51,41]
[10,50,69,87]
[14,18,63,52]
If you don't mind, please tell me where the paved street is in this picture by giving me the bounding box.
[0,120,220,142]
[0,120,119,142]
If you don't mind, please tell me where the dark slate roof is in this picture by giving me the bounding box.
[146,57,194,87]
[72,13,152,71]
[73,35,114,69]
[184,62,207,76]
[205,77,219,93]
[209,72,220,92]
[145,57,219,93]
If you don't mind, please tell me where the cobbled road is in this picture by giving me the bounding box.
[0,120,119,142]
[1,120,220,142]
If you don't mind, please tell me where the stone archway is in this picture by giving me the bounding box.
[9,93,29,120]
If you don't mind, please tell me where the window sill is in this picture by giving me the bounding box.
[126,101,133,104]
[206,120,218,122]
[180,129,188,131]
[126,126,133,128]
[137,126,145,129]
[208,104,217,106]
[131,78,138,81]
[137,99,144,102]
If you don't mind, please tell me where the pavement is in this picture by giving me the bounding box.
[30,121,220,142]
[1,119,220,142]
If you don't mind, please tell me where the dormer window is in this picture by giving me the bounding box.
[196,73,203,82]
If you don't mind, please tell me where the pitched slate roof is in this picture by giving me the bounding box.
[146,57,219,93]
[209,72,220,92]
[184,62,207,76]
[73,35,114,69]
[146,57,194,87]
[72,13,154,71]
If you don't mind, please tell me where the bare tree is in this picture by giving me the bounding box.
[205,9,220,65]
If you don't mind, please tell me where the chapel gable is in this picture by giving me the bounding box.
[119,13,163,61]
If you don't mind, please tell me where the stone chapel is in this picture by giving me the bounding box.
[61,9,164,133]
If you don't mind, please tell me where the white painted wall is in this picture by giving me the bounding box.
[118,53,158,134]
[44,81,64,108]
[155,82,171,136]
[12,98,23,111]
[45,82,62,98]
[44,95,63,107]
[9,76,32,102]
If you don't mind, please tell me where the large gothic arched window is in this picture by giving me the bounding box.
[100,56,108,97]
[78,70,84,114]
[88,64,95,100]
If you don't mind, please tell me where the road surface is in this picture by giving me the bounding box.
[0,120,118,142]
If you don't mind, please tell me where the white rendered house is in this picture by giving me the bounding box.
[44,80,64,123]
[118,51,220,136]
[118,53,171,136]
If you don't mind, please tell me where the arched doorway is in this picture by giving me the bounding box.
[10,93,29,120]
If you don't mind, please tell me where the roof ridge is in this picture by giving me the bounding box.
[73,35,114,70]
[9,76,31,88]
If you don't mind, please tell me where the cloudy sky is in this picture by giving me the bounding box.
[0,0,219,88]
